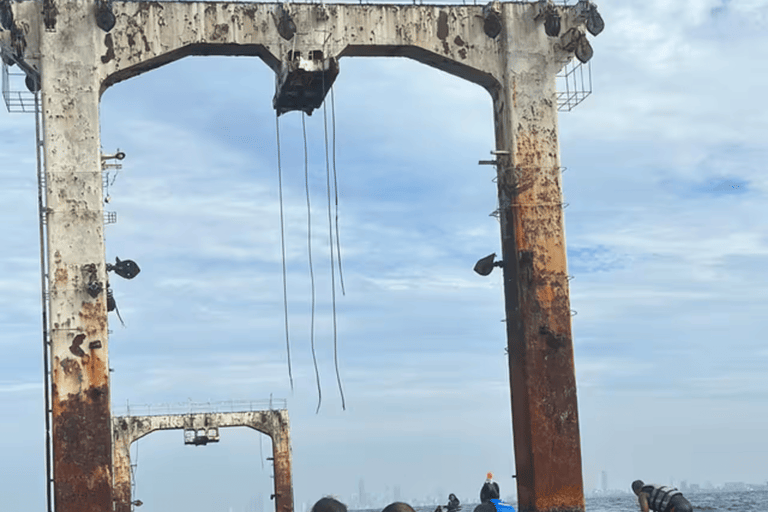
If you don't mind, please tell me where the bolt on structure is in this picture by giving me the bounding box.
[112,409,293,512]
[0,1,602,512]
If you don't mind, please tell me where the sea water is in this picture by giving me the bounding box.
[378,490,768,512]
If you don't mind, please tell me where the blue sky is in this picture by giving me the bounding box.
[2,1,768,511]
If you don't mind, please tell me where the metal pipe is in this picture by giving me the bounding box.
[34,90,54,512]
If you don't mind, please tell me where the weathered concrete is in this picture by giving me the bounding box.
[113,409,293,512]
[0,1,601,511]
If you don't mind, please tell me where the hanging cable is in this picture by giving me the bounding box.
[303,113,322,414]
[324,92,346,411]
[275,115,294,393]
[330,87,346,296]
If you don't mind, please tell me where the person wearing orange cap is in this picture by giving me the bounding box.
[474,473,500,512]
[480,473,500,503]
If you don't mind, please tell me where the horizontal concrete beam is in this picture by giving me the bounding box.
[113,409,290,444]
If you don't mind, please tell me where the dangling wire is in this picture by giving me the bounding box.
[303,113,322,414]
[330,87,346,296]
[324,92,346,411]
[275,115,294,393]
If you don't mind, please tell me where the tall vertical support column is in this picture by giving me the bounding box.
[494,6,583,512]
[112,425,132,512]
[40,2,112,511]
[270,410,294,512]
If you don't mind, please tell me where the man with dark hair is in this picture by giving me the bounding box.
[631,480,693,512]
[312,497,347,512]
[382,502,416,512]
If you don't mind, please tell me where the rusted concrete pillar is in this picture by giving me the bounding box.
[112,422,133,512]
[493,6,584,512]
[270,411,294,512]
[40,0,113,510]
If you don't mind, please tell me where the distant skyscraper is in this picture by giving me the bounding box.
[601,471,607,492]
[359,478,367,508]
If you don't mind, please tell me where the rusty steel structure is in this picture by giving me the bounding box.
[112,410,293,512]
[0,1,603,511]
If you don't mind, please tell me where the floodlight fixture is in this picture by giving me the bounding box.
[585,3,605,36]
[275,4,296,41]
[544,10,561,37]
[474,253,504,276]
[0,0,13,31]
[482,2,502,39]
[95,0,116,32]
[106,257,140,280]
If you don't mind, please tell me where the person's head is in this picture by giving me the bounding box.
[480,480,500,502]
[382,502,416,512]
[312,497,347,512]
[449,494,457,501]
[632,480,645,495]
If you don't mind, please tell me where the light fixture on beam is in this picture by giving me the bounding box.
[106,257,140,280]
[482,2,502,39]
[0,0,13,31]
[274,3,296,41]
[474,253,504,276]
[535,1,561,37]
[544,9,561,38]
[95,0,116,33]
[585,4,605,36]
[560,28,593,64]
[575,0,604,36]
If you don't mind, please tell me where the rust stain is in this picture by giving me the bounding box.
[503,119,583,510]
[69,333,86,357]
[101,33,115,64]
[53,386,113,512]
[78,301,106,339]
[436,11,448,40]
[54,267,68,287]
[212,23,230,40]
[60,357,79,377]
[273,434,294,512]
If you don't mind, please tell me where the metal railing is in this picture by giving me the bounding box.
[113,398,288,417]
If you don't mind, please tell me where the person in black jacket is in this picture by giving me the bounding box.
[632,480,692,512]
[473,473,500,512]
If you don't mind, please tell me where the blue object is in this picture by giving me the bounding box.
[490,499,516,512]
